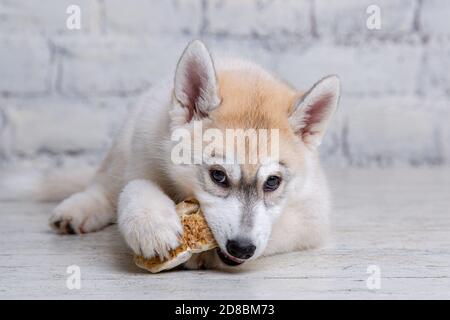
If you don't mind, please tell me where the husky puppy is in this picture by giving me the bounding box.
[48,40,340,269]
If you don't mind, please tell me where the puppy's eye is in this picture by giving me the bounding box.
[210,169,229,187]
[263,175,281,192]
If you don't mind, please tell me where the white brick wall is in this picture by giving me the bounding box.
[0,0,101,35]
[104,0,202,35]
[0,97,130,157]
[0,0,449,169]
[273,42,422,96]
[0,36,51,95]
[205,0,312,38]
[315,0,419,41]
[55,35,187,97]
[420,0,450,40]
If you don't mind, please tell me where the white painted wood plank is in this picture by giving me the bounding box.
[0,168,449,299]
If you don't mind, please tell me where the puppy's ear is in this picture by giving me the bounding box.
[174,40,220,122]
[289,75,340,148]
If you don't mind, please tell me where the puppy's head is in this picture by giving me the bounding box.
[168,40,340,266]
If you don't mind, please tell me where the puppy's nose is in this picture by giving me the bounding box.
[226,239,256,260]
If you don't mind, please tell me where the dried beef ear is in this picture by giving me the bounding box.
[134,199,217,273]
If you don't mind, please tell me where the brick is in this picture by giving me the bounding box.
[418,43,450,97]
[274,42,421,96]
[104,0,202,35]
[0,36,51,95]
[420,0,450,40]
[204,37,277,70]
[1,97,130,156]
[0,0,101,35]
[315,0,418,42]
[205,0,311,38]
[343,96,440,166]
[431,99,450,164]
[57,35,189,97]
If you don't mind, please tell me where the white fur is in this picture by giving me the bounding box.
[117,180,182,259]
[41,41,339,269]
[49,183,114,234]
[264,157,331,255]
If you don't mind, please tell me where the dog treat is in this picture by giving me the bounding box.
[134,199,217,273]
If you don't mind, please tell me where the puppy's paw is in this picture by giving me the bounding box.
[118,207,183,259]
[49,189,113,234]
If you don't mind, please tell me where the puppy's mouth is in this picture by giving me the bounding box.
[216,249,245,266]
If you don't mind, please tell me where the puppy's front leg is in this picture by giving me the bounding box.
[117,180,182,259]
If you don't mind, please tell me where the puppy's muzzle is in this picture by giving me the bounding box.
[226,238,256,260]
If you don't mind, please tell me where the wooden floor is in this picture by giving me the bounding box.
[0,168,449,299]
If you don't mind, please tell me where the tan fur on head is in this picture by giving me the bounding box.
[203,68,309,181]
[214,69,298,133]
